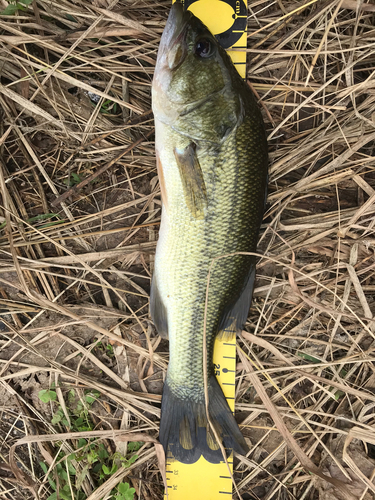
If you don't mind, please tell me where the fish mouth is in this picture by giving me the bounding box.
[158,2,192,70]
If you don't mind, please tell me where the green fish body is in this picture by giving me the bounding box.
[151,2,268,464]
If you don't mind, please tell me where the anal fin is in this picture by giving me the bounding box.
[217,265,256,340]
[174,142,207,220]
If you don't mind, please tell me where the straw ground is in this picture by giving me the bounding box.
[0,0,375,499]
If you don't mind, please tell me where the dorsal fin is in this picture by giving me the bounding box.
[174,143,207,219]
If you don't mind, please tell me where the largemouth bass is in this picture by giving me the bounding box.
[151,2,268,464]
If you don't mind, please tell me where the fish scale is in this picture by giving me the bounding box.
[156,121,266,394]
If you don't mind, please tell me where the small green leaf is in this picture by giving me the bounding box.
[38,389,57,403]
[47,493,57,500]
[98,445,109,460]
[66,459,76,476]
[334,390,345,400]
[60,469,69,482]
[59,486,72,500]
[75,401,83,413]
[1,4,19,14]
[297,352,320,363]
[118,483,129,495]
[78,438,87,448]
[51,414,62,424]
[117,483,135,500]
[39,462,48,474]
[86,449,98,465]
[26,213,58,223]
[102,464,110,475]
[126,490,135,500]
[127,442,142,452]
[123,454,138,467]
[64,172,82,186]
[71,172,82,184]
[93,462,103,475]
[102,462,118,475]
[75,464,89,489]
[48,477,57,491]
[65,14,77,22]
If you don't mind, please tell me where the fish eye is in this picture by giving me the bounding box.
[194,38,213,58]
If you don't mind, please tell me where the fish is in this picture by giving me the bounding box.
[151,1,268,464]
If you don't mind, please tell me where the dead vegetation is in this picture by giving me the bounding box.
[0,0,375,499]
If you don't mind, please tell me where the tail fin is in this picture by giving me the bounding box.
[159,375,248,464]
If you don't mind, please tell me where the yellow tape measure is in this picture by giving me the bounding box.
[164,2,248,499]
[175,0,248,78]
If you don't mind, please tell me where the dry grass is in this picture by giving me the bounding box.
[0,0,375,499]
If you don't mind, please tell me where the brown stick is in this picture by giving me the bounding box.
[51,129,154,207]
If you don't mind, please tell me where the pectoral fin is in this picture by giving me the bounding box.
[174,143,207,219]
[150,277,168,339]
[156,152,168,212]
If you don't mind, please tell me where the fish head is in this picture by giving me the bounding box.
[152,1,243,143]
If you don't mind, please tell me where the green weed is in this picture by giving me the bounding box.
[38,389,138,500]
[63,172,83,187]
[95,342,115,358]
[1,0,33,15]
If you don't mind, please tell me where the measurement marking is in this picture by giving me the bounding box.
[223,356,236,359]
[223,343,236,346]
[223,382,235,386]
[226,397,235,400]
[222,368,235,373]
[219,491,232,494]
[234,62,246,65]
[166,471,173,474]
[220,476,231,479]
[167,486,172,489]
[233,30,244,32]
